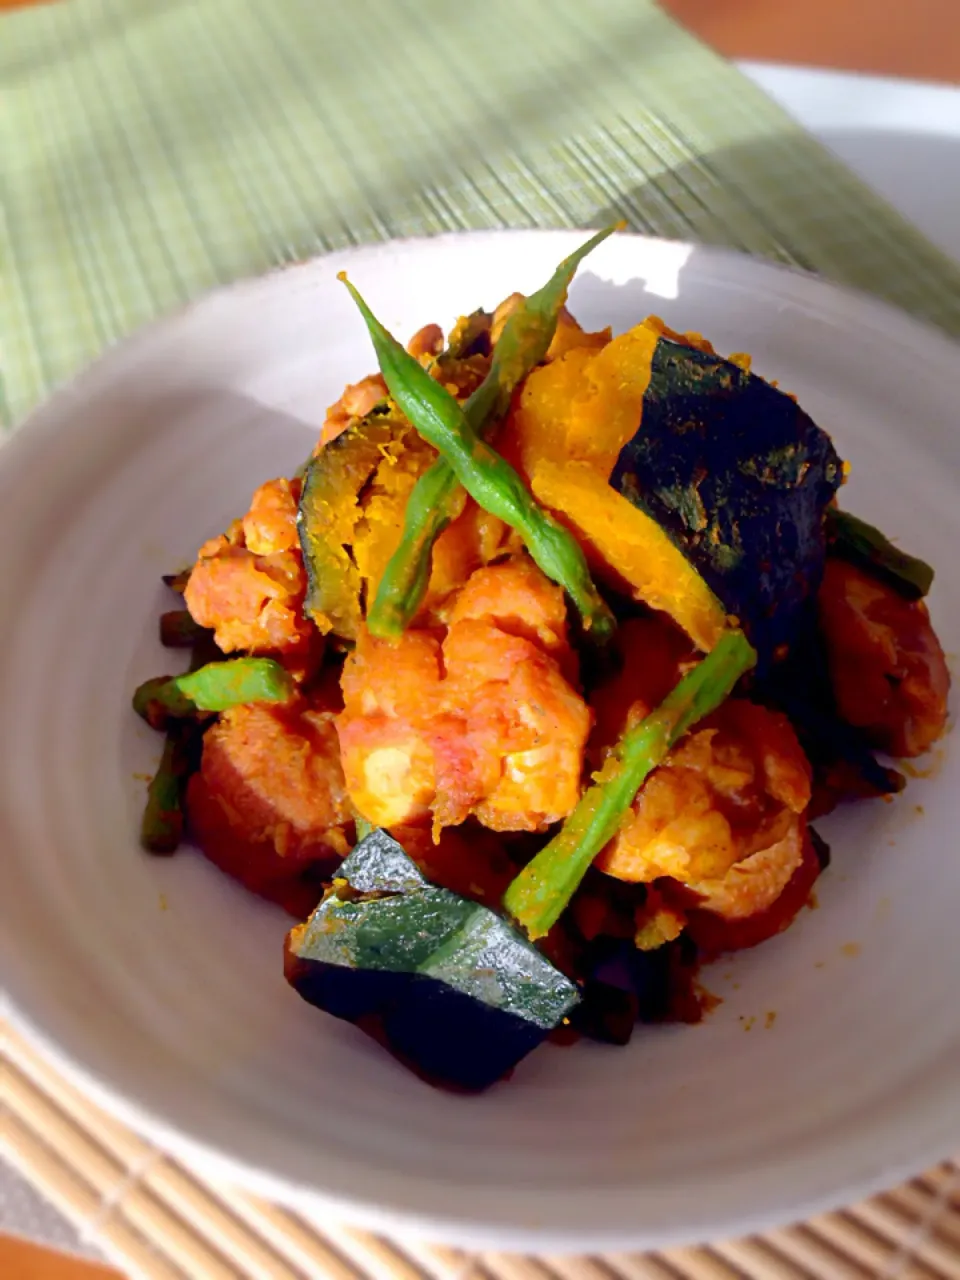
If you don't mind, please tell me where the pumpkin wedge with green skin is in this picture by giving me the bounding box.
[511,322,844,659]
[284,829,580,1092]
[512,322,731,651]
[296,408,434,641]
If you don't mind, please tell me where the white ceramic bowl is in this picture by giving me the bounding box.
[2,231,958,1253]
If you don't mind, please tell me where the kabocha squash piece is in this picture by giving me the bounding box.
[297,408,405,640]
[610,338,845,665]
[510,321,661,476]
[511,320,728,650]
[297,408,436,640]
[284,830,580,1092]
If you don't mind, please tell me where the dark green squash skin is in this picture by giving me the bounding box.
[610,339,845,666]
[284,830,580,1092]
[296,407,406,641]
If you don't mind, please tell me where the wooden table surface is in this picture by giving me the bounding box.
[0,1,955,1277]
[662,0,960,83]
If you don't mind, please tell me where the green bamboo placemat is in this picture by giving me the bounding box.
[2,0,960,428]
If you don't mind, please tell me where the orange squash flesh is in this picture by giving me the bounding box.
[504,318,730,652]
[511,323,660,476]
[530,459,728,653]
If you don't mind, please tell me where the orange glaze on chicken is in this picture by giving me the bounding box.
[184,478,320,675]
[337,556,592,834]
[818,557,950,758]
[597,701,811,900]
[589,615,813,932]
[318,374,389,449]
[187,697,352,918]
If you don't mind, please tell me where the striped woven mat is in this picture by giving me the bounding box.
[2,1,960,1276]
[4,0,960,428]
[5,1024,960,1278]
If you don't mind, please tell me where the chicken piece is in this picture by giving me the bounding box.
[818,557,950,757]
[337,627,444,828]
[406,322,445,361]
[683,818,805,919]
[444,625,590,831]
[187,699,351,917]
[340,626,444,721]
[682,820,823,954]
[241,476,301,555]
[184,478,318,671]
[337,557,592,834]
[446,552,571,657]
[596,699,811,888]
[318,374,389,449]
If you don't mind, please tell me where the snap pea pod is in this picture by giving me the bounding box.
[340,278,616,642]
[368,225,620,639]
[503,629,757,939]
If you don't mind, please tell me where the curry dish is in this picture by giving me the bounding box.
[133,229,950,1090]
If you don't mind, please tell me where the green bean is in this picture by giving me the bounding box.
[826,507,934,601]
[173,657,296,711]
[368,225,620,639]
[502,630,757,939]
[133,657,295,728]
[340,277,616,642]
[354,814,375,842]
[140,727,193,854]
[160,610,209,648]
[133,675,194,730]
